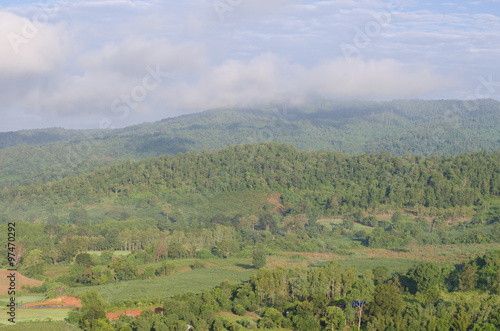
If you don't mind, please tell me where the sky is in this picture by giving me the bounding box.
[0,0,499,132]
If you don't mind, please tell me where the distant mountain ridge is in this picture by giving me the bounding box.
[0,99,499,188]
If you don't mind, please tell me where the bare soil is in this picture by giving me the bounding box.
[0,270,43,293]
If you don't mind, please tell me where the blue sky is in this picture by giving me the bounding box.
[0,0,499,131]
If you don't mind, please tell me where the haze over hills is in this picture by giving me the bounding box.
[0,99,499,189]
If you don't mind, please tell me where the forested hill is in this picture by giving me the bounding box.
[2,143,499,219]
[1,99,499,188]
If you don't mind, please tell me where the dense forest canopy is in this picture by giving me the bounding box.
[0,99,499,188]
[2,143,498,214]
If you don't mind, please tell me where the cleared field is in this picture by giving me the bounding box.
[0,270,43,293]
[68,268,253,304]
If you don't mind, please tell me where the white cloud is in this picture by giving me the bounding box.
[156,54,456,110]
[78,39,208,76]
[0,10,69,76]
[0,0,498,131]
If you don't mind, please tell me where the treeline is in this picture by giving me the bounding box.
[6,203,499,285]
[68,252,500,331]
[2,143,499,214]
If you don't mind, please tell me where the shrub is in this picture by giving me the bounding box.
[252,247,266,269]
[66,311,81,324]
[142,266,156,279]
[257,317,275,329]
[196,249,213,259]
[192,260,207,269]
[157,261,176,276]
[233,304,246,316]
[355,230,366,238]
[241,320,257,329]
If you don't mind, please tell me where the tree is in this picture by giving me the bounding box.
[168,242,187,259]
[100,250,114,264]
[44,223,60,240]
[154,240,168,262]
[322,306,345,331]
[368,282,405,319]
[79,290,108,329]
[24,249,44,266]
[248,215,259,231]
[22,249,45,278]
[372,266,388,285]
[459,264,478,291]
[58,236,88,262]
[158,261,176,276]
[69,207,89,225]
[252,247,266,269]
[110,257,138,280]
[410,262,442,293]
[216,239,238,258]
[347,273,374,330]
[90,319,114,331]
[75,253,94,268]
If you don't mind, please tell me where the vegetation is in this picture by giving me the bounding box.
[1,101,499,330]
[67,268,253,303]
[1,99,499,188]
[67,252,499,330]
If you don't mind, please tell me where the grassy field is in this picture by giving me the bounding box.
[0,308,73,326]
[0,321,79,331]
[86,250,131,257]
[167,190,279,221]
[0,296,45,306]
[273,243,500,274]
[68,268,253,304]
[43,265,69,283]
[40,242,500,303]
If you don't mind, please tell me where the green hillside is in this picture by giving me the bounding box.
[0,99,499,188]
[1,143,499,224]
[1,143,499,331]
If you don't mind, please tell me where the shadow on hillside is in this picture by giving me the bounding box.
[235,264,255,270]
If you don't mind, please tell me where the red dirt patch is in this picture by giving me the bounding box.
[107,309,144,320]
[107,307,164,320]
[0,270,43,292]
[267,193,285,213]
[23,296,81,308]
